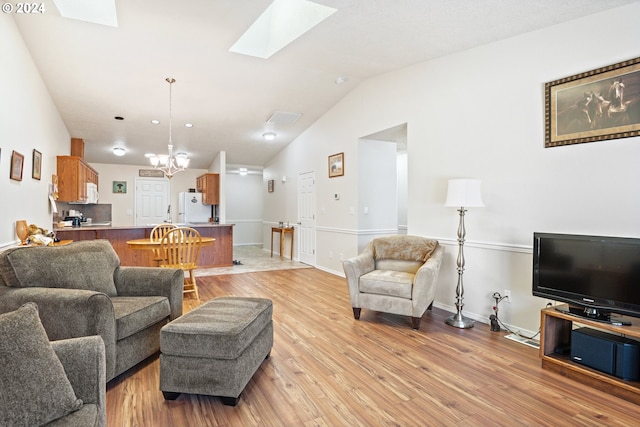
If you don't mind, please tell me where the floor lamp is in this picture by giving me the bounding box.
[444,179,484,329]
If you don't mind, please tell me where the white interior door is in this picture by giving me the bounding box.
[135,178,169,225]
[298,171,316,265]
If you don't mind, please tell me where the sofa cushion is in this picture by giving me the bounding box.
[372,235,438,263]
[359,270,414,299]
[0,302,83,427]
[112,296,171,340]
[44,404,98,427]
[0,240,119,296]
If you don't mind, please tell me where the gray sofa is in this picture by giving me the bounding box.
[0,239,183,381]
[0,302,107,427]
[48,336,107,426]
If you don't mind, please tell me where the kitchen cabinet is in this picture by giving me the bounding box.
[56,156,99,202]
[196,173,220,205]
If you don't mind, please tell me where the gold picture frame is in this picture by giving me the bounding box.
[32,149,42,180]
[545,56,640,148]
[328,152,344,178]
[10,150,24,181]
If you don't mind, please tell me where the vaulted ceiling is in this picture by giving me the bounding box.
[13,0,637,169]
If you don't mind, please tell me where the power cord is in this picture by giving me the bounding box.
[489,292,542,340]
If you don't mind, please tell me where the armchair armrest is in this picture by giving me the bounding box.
[0,287,117,379]
[114,267,183,320]
[342,252,375,305]
[52,336,106,427]
[411,245,444,316]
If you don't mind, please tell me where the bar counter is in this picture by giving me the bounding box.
[54,224,233,267]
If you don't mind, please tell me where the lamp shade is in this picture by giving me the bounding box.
[445,179,484,208]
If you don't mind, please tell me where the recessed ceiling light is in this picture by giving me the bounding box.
[113,147,126,156]
[262,132,277,141]
[335,76,348,85]
[184,123,193,128]
[151,119,160,125]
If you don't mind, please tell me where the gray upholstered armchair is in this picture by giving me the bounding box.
[343,235,443,329]
[0,240,183,382]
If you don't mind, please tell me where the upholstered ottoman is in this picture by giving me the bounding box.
[160,297,273,406]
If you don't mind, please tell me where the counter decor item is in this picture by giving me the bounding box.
[15,220,28,245]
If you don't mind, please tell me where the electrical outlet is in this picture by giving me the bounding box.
[504,290,511,303]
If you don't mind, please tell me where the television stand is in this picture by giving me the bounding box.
[555,305,633,326]
[540,305,640,405]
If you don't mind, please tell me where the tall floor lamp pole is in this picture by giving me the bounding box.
[444,179,484,329]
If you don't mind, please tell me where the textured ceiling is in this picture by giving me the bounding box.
[13,0,638,169]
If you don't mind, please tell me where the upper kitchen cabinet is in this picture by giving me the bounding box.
[196,173,220,205]
[56,156,99,202]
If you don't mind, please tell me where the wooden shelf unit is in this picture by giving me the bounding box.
[196,173,220,205]
[56,156,98,202]
[540,305,640,404]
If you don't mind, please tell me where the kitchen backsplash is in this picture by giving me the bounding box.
[54,203,112,223]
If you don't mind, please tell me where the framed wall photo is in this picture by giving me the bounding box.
[10,151,24,181]
[32,149,42,180]
[328,152,344,178]
[113,181,127,193]
[267,179,274,193]
[545,56,640,148]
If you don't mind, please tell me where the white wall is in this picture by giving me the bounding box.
[262,3,640,333]
[0,15,70,247]
[226,173,263,246]
[357,138,398,251]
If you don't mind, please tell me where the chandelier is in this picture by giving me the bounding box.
[148,77,189,179]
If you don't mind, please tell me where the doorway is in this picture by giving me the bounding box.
[135,178,170,225]
[298,170,316,265]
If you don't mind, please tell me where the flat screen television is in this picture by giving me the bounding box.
[532,232,640,322]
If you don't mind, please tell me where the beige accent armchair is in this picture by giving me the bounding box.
[343,235,444,329]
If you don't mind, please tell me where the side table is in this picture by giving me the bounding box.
[270,227,294,260]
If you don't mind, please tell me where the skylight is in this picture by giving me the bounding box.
[53,0,118,27]
[229,0,337,59]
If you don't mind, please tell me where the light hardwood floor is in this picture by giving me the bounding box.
[106,268,639,426]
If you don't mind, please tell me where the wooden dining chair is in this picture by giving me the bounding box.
[159,227,202,300]
[150,223,178,266]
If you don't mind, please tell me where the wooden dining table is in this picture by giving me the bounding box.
[126,237,216,266]
[126,236,216,250]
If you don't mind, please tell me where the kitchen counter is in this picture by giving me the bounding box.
[55,224,234,267]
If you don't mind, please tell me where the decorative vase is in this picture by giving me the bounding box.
[15,220,29,245]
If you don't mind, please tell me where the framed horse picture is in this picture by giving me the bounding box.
[545,56,640,148]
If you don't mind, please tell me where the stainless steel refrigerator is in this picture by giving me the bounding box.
[178,192,211,224]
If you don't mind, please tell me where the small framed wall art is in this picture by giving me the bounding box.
[267,179,274,193]
[113,181,127,193]
[32,149,42,180]
[328,152,344,178]
[10,150,24,181]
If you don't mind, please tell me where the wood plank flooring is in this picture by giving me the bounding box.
[106,268,639,426]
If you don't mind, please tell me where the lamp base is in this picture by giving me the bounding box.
[445,312,474,329]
